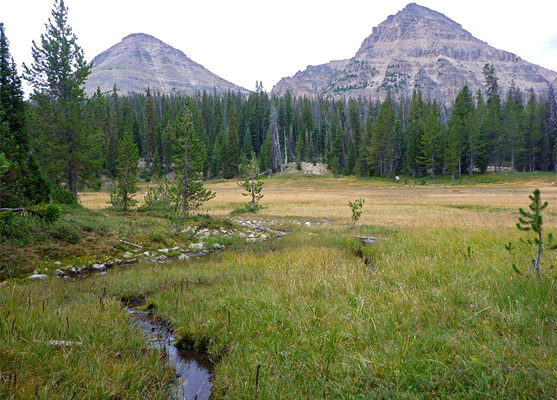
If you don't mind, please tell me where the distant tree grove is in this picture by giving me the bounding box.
[1,1,557,210]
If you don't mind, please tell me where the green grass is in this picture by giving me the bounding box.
[1,176,556,398]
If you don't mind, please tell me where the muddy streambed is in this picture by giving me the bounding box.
[127,308,213,400]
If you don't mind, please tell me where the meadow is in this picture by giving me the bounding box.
[1,173,556,398]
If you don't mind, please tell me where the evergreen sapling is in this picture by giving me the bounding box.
[511,188,556,281]
[238,153,264,212]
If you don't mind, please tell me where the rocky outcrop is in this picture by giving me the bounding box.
[272,3,557,102]
[85,33,249,96]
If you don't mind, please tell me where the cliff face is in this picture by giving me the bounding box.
[272,3,557,102]
[85,33,249,96]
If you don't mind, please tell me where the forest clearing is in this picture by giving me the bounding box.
[1,174,556,399]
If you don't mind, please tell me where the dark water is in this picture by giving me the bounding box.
[128,309,213,400]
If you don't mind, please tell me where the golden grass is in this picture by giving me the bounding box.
[79,177,557,230]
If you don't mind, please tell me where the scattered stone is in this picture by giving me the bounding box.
[114,258,122,264]
[159,255,168,261]
[63,276,72,280]
[189,242,204,251]
[143,251,150,257]
[34,339,82,347]
[54,261,61,266]
[178,253,189,261]
[54,269,65,277]
[159,248,169,254]
[28,274,48,280]
[123,251,133,259]
[305,222,311,227]
[172,246,181,251]
[92,264,106,271]
[71,267,77,273]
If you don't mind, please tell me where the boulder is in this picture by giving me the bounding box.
[92,264,106,271]
[28,274,48,280]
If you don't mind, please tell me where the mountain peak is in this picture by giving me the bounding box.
[86,33,249,96]
[121,33,161,43]
[356,2,475,56]
[272,3,557,102]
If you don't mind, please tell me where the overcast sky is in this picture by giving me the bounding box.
[3,0,557,94]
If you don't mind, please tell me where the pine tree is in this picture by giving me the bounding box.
[238,152,264,211]
[419,105,442,179]
[512,189,556,281]
[483,64,502,172]
[144,87,155,174]
[447,85,474,178]
[173,98,215,218]
[368,91,395,177]
[524,91,542,171]
[0,23,50,206]
[405,89,425,176]
[24,0,96,200]
[225,105,241,178]
[112,124,139,211]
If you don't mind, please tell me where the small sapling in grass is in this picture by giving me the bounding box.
[348,198,365,230]
[510,189,556,282]
[238,152,264,212]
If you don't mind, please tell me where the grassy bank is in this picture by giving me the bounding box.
[1,175,556,398]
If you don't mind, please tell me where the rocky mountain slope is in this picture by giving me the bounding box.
[272,3,557,102]
[85,33,249,96]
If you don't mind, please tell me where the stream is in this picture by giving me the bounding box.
[127,308,213,400]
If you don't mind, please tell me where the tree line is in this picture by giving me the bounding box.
[1,0,557,211]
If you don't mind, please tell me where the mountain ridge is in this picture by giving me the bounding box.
[272,3,557,102]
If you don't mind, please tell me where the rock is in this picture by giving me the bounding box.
[172,246,180,251]
[54,261,61,266]
[28,274,48,280]
[188,242,204,251]
[159,248,169,254]
[305,222,311,227]
[54,269,65,277]
[123,251,133,259]
[63,276,72,280]
[212,243,222,250]
[159,255,168,261]
[178,253,189,261]
[92,264,106,271]
[143,251,150,257]
[70,267,77,273]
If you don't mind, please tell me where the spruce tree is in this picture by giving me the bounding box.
[24,0,97,200]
